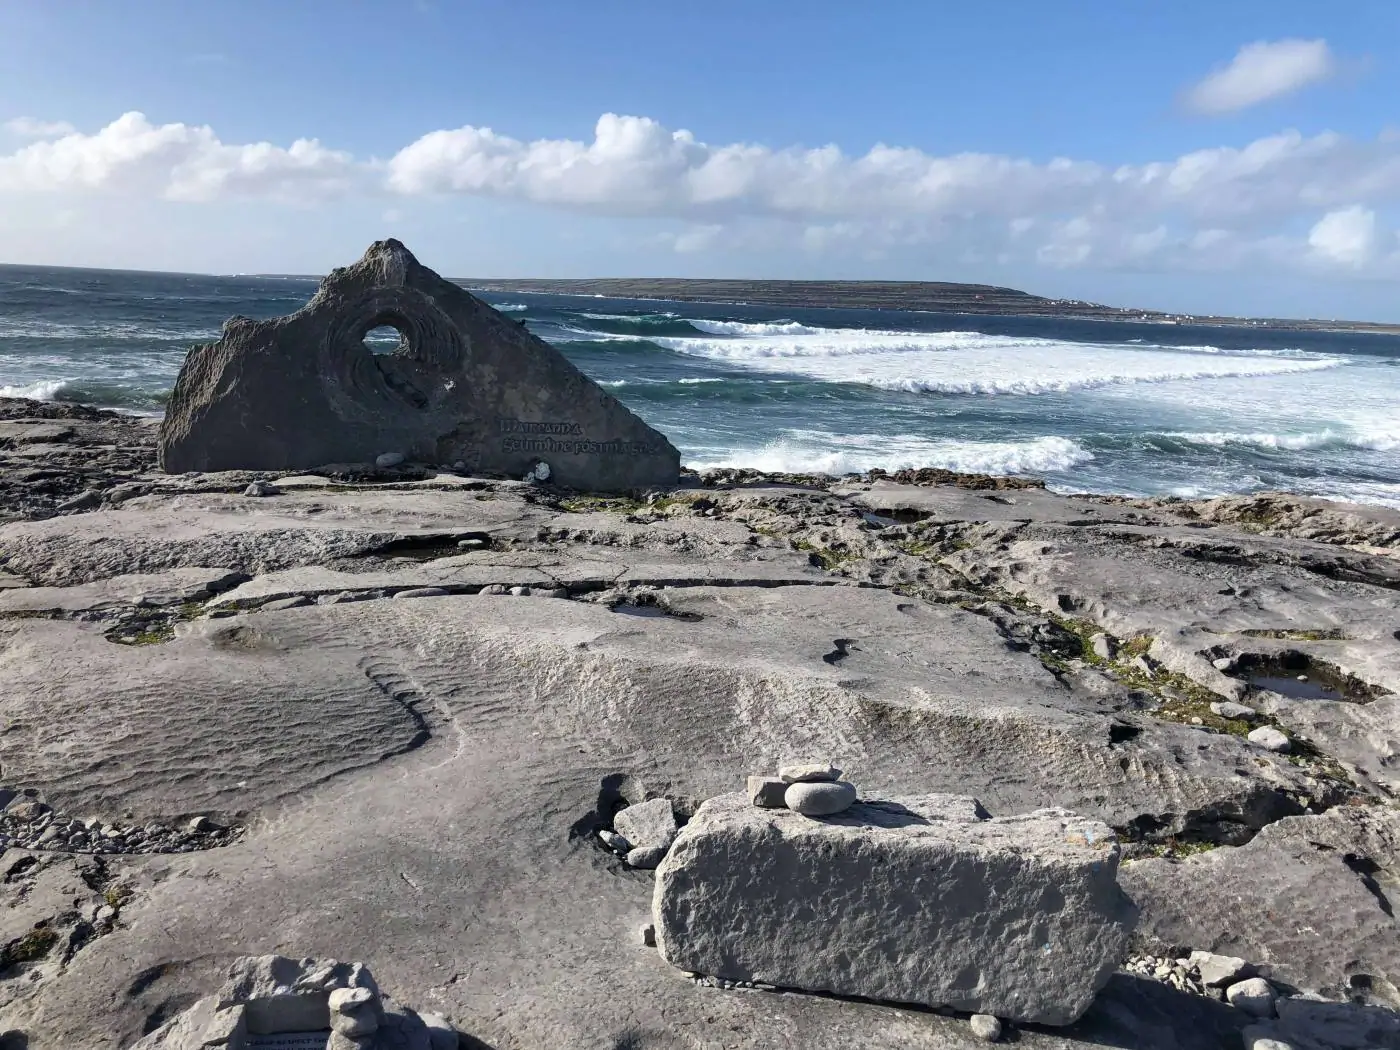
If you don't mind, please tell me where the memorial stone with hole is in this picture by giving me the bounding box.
[158,239,680,491]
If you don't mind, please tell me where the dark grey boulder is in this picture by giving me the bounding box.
[158,240,680,491]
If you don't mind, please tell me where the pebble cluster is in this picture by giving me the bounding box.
[1122,952,1284,1018]
[0,789,239,855]
[748,761,858,816]
[597,796,679,870]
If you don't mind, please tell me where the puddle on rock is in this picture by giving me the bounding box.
[610,601,702,622]
[1232,650,1389,704]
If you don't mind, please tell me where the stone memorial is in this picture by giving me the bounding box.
[158,239,680,490]
[652,792,1137,1025]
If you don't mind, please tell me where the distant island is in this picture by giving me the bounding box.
[462,277,1400,334]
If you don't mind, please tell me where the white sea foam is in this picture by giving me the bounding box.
[643,323,1349,395]
[1164,429,1400,453]
[0,378,73,400]
[493,303,528,312]
[580,311,680,321]
[688,431,1093,477]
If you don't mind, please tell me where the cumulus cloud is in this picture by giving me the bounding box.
[4,108,1399,277]
[1308,205,1377,266]
[0,111,357,201]
[384,115,1400,233]
[1183,39,1337,116]
[4,117,77,138]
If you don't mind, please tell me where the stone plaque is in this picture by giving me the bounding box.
[246,1033,331,1050]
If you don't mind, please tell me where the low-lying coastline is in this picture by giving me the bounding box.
[464,276,1400,334]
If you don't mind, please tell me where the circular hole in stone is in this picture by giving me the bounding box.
[363,324,406,356]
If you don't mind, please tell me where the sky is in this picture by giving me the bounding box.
[2,0,1400,320]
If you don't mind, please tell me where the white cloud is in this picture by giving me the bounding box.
[1308,205,1377,266]
[1183,39,1337,116]
[4,117,78,138]
[4,109,1400,280]
[0,111,357,202]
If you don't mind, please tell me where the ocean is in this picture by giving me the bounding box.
[2,263,1398,507]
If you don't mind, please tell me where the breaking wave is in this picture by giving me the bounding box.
[688,433,1094,477]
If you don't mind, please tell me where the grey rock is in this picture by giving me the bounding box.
[640,922,656,947]
[627,845,667,869]
[652,793,1135,1024]
[1210,701,1257,721]
[56,490,101,512]
[479,584,507,595]
[747,775,789,808]
[1240,1028,1294,1050]
[970,1013,1003,1042]
[260,595,311,611]
[1130,654,1155,676]
[1188,950,1252,987]
[614,797,678,850]
[1089,633,1115,661]
[329,986,376,1014]
[1212,657,1237,672]
[539,586,568,599]
[1247,726,1291,753]
[6,799,49,821]
[200,1004,247,1046]
[508,585,531,596]
[394,587,449,599]
[785,780,858,816]
[1275,996,1400,1049]
[158,240,680,491]
[597,829,630,853]
[1226,977,1278,1018]
[456,538,487,549]
[778,761,842,783]
[376,452,406,469]
[418,1012,460,1050]
[243,481,277,497]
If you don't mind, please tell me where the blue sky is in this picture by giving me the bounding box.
[2,0,1399,319]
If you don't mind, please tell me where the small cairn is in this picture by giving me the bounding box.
[747,760,857,816]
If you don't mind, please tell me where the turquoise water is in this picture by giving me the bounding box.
[2,263,1398,506]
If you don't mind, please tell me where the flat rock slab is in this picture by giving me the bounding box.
[653,792,1136,1025]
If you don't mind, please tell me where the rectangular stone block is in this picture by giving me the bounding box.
[746,775,788,808]
[652,792,1135,1025]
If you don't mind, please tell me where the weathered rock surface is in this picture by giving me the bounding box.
[652,793,1136,1024]
[158,240,679,490]
[0,404,1396,1049]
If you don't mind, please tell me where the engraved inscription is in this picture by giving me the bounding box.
[497,418,661,457]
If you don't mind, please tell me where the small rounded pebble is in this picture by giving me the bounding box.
[375,452,405,468]
[1211,657,1236,672]
[508,585,531,597]
[785,780,857,817]
[598,829,630,853]
[969,1013,1002,1042]
[1247,726,1291,753]
[1225,976,1278,1018]
[626,845,667,869]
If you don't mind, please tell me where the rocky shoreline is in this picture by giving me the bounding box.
[0,395,1397,1049]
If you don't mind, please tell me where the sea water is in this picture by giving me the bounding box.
[1,263,1397,507]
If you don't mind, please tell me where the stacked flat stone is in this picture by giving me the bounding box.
[747,760,857,816]
[131,954,465,1049]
